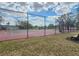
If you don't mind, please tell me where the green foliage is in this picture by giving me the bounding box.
[0,16,4,25]
[17,20,33,29]
[57,13,76,32]
[47,24,54,29]
[76,22,79,30]
[33,25,40,29]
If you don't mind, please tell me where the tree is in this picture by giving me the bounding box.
[0,16,4,25]
[76,4,79,21]
[7,22,10,26]
[75,5,79,30]
[33,25,39,29]
[76,22,79,30]
[38,26,44,29]
[57,13,77,32]
[57,16,65,32]
[17,20,33,29]
[48,24,54,29]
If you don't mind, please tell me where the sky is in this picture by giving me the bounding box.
[0,2,79,26]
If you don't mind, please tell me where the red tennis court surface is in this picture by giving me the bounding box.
[0,29,60,41]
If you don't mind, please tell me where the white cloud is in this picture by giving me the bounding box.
[55,2,79,15]
[0,2,79,26]
[1,16,17,25]
[29,16,44,26]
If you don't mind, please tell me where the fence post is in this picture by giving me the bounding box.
[44,16,46,36]
[27,12,29,38]
[55,19,56,34]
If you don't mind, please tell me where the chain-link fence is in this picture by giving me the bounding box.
[0,2,79,41]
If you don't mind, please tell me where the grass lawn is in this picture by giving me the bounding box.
[0,32,79,56]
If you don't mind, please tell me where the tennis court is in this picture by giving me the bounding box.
[0,29,60,41]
